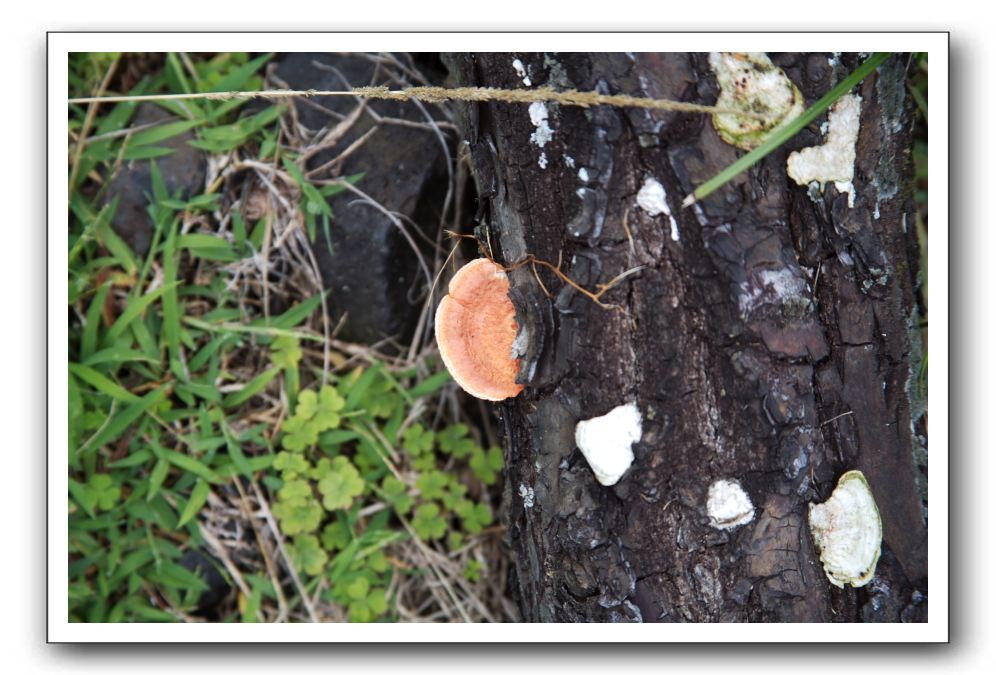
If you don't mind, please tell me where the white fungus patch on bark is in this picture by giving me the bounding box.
[709,52,805,150]
[706,479,755,530]
[528,101,554,148]
[518,483,535,509]
[574,403,642,486]
[737,267,808,317]
[808,470,882,588]
[578,167,590,182]
[512,58,531,86]
[787,94,863,207]
[636,176,680,242]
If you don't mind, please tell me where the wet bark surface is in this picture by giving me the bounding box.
[442,52,927,622]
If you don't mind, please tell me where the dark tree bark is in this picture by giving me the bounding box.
[442,52,927,622]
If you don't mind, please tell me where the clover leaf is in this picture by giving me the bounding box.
[71,474,120,516]
[270,335,302,369]
[282,385,348,451]
[411,502,447,541]
[272,481,323,535]
[89,473,121,512]
[364,377,398,419]
[309,457,333,481]
[274,451,310,477]
[288,534,328,576]
[402,424,434,456]
[317,456,364,511]
[437,424,476,459]
[454,498,493,535]
[315,385,345,428]
[295,389,318,418]
[463,559,483,583]
[364,550,390,574]
[346,575,370,600]
[380,476,413,516]
[348,586,388,623]
[470,446,503,485]
[277,478,311,501]
[415,470,449,501]
[412,451,437,473]
[440,482,468,510]
[281,414,319,452]
[320,519,351,551]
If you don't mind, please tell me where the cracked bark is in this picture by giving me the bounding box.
[442,52,927,623]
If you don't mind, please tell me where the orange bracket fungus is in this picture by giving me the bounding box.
[435,258,525,401]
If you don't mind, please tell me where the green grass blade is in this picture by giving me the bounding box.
[686,52,891,206]
[407,370,452,398]
[82,347,158,367]
[128,119,202,147]
[184,317,323,342]
[147,458,171,502]
[68,362,140,402]
[232,211,247,253]
[69,197,118,267]
[208,53,272,93]
[221,421,252,477]
[220,367,280,409]
[80,281,111,361]
[102,282,178,347]
[162,221,181,376]
[79,386,169,455]
[121,146,176,161]
[257,293,324,329]
[177,479,211,528]
[160,448,222,484]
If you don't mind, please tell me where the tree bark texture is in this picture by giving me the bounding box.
[442,53,928,623]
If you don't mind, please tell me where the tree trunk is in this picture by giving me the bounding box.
[442,52,927,623]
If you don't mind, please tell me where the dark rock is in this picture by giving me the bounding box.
[266,53,451,346]
[103,104,206,256]
[178,548,231,620]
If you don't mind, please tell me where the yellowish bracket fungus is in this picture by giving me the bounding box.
[709,52,805,151]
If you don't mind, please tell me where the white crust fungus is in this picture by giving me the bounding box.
[709,52,805,150]
[808,470,883,588]
[512,58,531,86]
[706,479,755,530]
[574,403,642,486]
[528,101,554,148]
[787,94,863,207]
[636,176,680,241]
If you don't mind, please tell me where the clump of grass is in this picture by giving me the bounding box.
[68,52,514,623]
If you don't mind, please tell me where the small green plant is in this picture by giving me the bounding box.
[266,364,502,622]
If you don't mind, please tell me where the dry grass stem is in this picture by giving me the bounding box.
[67,84,768,120]
[251,481,321,623]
